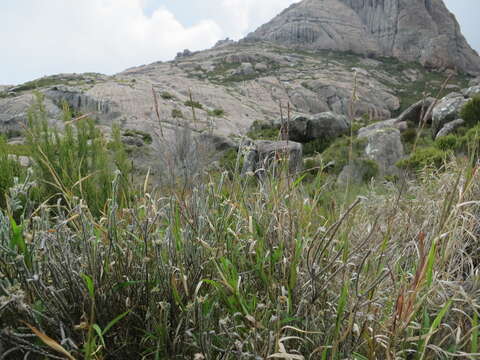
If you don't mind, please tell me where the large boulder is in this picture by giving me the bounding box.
[432,93,468,136]
[242,140,303,176]
[463,86,480,98]
[397,97,435,124]
[435,119,465,139]
[288,112,350,143]
[358,127,404,176]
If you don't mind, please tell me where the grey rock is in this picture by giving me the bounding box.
[289,112,350,143]
[432,93,468,136]
[469,77,480,87]
[436,119,465,139]
[197,133,238,152]
[246,0,480,74]
[235,63,256,76]
[242,140,303,176]
[463,86,480,98]
[214,38,235,48]
[44,86,119,123]
[358,127,404,176]
[358,119,397,138]
[289,88,329,114]
[254,63,268,72]
[397,97,436,124]
[0,93,61,136]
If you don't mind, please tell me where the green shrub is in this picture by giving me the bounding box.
[435,134,458,151]
[456,124,480,153]
[303,137,333,156]
[160,91,174,100]
[357,158,380,182]
[220,148,242,174]
[460,95,480,127]
[247,121,280,140]
[401,128,417,144]
[396,147,447,171]
[26,94,131,216]
[209,108,225,117]
[172,109,183,119]
[0,137,25,208]
[184,100,203,109]
[320,136,367,174]
[123,129,153,144]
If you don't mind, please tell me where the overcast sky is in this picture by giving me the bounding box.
[0,0,478,85]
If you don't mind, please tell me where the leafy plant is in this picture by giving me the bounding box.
[460,95,480,127]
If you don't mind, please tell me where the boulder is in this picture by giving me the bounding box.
[254,63,268,72]
[463,86,480,98]
[358,127,404,176]
[397,97,435,124]
[337,159,378,186]
[234,63,256,76]
[242,140,303,176]
[435,119,465,139]
[288,112,350,143]
[432,93,468,136]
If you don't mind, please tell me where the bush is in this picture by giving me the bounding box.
[123,129,153,144]
[303,137,333,156]
[247,121,280,140]
[160,91,174,100]
[435,134,458,151]
[184,99,203,109]
[209,108,225,117]
[0,137,25,209]
[320,136,367,174]
[460,95,480,127]
[456,123,480,153]
[401,128,417,144]
[396,147,447,171]
[172,109,183,119]
[26,94,131,216]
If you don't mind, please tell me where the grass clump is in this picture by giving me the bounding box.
[208,108,225,117]
[184,99,203,109]
[460,95,480,127]
[0,137,25,208]
[171,108,183,119]
[123,129,153,144]
[247,120,280,140]
[160,91,174,100]
[320,136,367,174]
[397,146,448,171]
[435,134,458,151]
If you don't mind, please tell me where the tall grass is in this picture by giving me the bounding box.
[1,102,480,359]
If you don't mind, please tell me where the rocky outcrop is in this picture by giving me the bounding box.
[246,0,480,74]
[0,94,61,137]
[288,112,350,143]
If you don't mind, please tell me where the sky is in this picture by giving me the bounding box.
[0,0,478,85]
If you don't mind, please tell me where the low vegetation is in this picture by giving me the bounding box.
[2,95,480,360]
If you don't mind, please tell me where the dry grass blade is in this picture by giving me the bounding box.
[23,322,76,360]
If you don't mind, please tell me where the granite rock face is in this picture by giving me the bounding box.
[247,0,480,74]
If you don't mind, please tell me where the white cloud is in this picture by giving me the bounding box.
[0,0,222,84]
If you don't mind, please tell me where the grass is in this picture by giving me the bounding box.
[2,90,480,360]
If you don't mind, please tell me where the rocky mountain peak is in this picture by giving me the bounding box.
[246,0,480,75]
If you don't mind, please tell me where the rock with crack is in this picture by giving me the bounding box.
[242,140,303,177]
[288,112,350,143]
[397,97,436,124]
[358,127,405,177]
[435,119,465,139]
[246,0,480,74]
[0,93,62,137]
[432,93,468,136]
